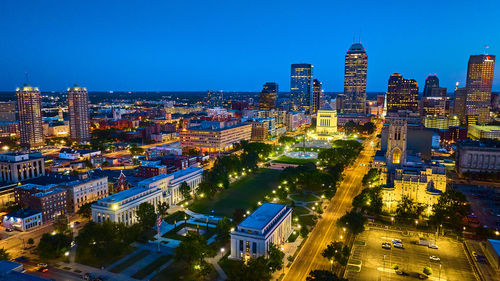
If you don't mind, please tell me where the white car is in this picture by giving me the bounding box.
[392,239,402,244]
[382,242,391,249]
[429,255,440,262]
[428,244,438,249]
[394,243,404,249]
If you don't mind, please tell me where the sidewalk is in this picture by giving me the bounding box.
[206,250,228,281]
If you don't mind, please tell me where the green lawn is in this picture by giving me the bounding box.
[152,260,217,281]
[162,222,216,241]
[109,249,150,273]
[189,169,281,217]
[131,255,172,279]
[290,192,319,202]
[299,215,316,229]
[165,211,190,224]
[292,206,311,216]
[273,156,317,165]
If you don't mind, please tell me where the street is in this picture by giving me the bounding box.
[282,130,380,281]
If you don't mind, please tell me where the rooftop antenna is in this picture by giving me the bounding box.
[485,45,489,55]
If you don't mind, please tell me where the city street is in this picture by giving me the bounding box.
[346,228,478,281]
[282,129,380,281]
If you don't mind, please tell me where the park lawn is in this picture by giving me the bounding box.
[76,245,136,269]
[292,206,311,217]
[299,215,316,229]
[109,249,150,273]
[273,156,317,165]
[152,260,217,281]
[189,169,281,217]
[162,222,216,241]
[131,255,172,279]
[165,211,191,224]
[290,191,319,202]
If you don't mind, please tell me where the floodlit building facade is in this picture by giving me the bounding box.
[343,42,367,114]
[180,122,252,152]
[63,176,108,213]
[17,85,44,149]
[0,152,45,183]
[230,203,292,260]
[468,125,500,140]
[315,103,337,136]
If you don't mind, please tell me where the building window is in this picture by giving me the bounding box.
[239,240,243,251]
[252,242,257,254]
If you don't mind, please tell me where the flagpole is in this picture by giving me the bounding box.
[157,213,161,253]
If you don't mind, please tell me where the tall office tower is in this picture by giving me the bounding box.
[290,63,313,112]
[259,82,278,110]
[343,43,368,114]
[0,101,16,122]
[68,85,90,142]
[17,85,44,149]
[465,54,495,124]
[423,75,439,97]
[335,94,345,112]
[454,87,467,122]
[312,79,322,113]
[386,73,419,113]
[206,90,223,108]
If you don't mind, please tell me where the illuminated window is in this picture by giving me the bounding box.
[392,148,401,164]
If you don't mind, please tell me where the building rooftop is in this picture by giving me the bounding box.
[239,203,286,231]
[319,102,335,111]
[97,186,153,204]
[347,42,366,54]
[469,125,500,132]
[6,208,41,219]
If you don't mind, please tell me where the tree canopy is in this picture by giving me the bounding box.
[395,196,425,224]
[337,210,367,235]
[136,202,156,230]
[430,189,470,232]
[174,232,211,267]
[321,241,350,266]
[306,270,348,281]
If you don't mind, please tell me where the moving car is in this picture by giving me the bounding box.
[38,266,48,273]
[429,255,440,262]
[37,263,48,268]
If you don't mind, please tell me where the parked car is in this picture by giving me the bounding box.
[38,266,48,273]
[382,242,391,249]
[472,251,477,257]
[418,274,429,279]
[394,243,404,249]
[428,244,438,249]
[5,228,13,232]
[396,270,409,276]
[392,239,402,244]
[37,263,48,268]
[429,255,440,262]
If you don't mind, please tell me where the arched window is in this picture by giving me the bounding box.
[392,148,401,164]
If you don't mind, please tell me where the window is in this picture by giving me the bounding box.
[239,240,243,251]
[252,242,257,254]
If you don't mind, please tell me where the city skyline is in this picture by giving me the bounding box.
[1,1,499,92]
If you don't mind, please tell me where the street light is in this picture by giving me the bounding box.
[330,259,333,272]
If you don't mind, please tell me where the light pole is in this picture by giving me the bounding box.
[330,259,333,272]
[439,264,442,281]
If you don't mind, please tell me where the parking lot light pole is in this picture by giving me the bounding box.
[330,259,333,272]
[439,264,442,281]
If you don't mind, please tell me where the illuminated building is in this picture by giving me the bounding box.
[17,85,44,149]
[465,54,495,124]
[423,75,440,97]
[14,183,67,222]
[312,79,323,113]
[2,208,42,232]
[420,96,447,117]
[456,141,500,175]
[315,103,337,136]
[468,125,500,140]
[335,94,345,112]
[454,87,467,122]
[290,63,313,112]
[343,42,367,114]
[230,203,292,260]
[259,82,278,110]
[423,115,460,130]
[377,119,446,214]
[180,121,252,152]
[386,73,419,113]
[68,86,91,142]
[0,101,16,122]
[206,90,224,108]
[0,152,45,183]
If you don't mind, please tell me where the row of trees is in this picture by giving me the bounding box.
[224,243,284,281]
[343,121,375,136]
[318,140,363,168]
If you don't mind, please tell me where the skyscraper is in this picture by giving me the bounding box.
[312,79,322,113]
[465,54,495,124]
[68,85,90,142]
[259,82,278,110]
[343,42,367,114]
[454,87,467,122]
[290,63,313,112]
[423,75,439,97]
[206,90,223,108]
[386,73,419,113]
[17,85,44,149]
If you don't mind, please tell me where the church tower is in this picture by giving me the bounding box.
[386,118,407,167]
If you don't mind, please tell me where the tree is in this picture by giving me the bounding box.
[306,270,348,281]
[395,196,425,224]
[157,202,169,219]
[215,217,232,243]
[38,233,72,259]
[136,202,156,230]
[53,215,71,235]
[423,266,433,275]
[337,210,367,235]
[362,168,380,187]
[0,248,10,261]
[352,187,383,215]
[278,136,296,146]
[344,120,358,135]
[179,181,192,201]
[430,189,470,232]
[129,144,144,156]
[77,202,94,219]
[233,208,245,224]
[321,241,350,266]
[174,232,210,266]
[267,243,285,271]
[27,238,35,247]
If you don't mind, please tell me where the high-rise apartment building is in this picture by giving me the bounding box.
[0,101,16,122]
[343,43,367,114]
[312,79,322,113]
[17,85,44,149]
[423,75,440,97]
[206,90,224,108]
[68,86,90,142]
[465,54,495,124]
[386,73,419,113]
[259,82,278,110]
[290,63,313,112]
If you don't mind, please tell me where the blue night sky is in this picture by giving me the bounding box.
[0,0,499,93]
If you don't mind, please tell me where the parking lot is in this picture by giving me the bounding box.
[345,228,478,281]
[454,184,500,229]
